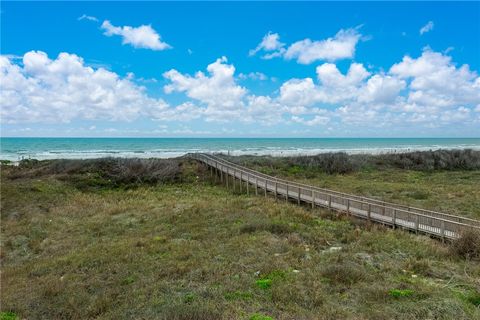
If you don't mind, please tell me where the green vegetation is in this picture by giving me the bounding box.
[1,158,480,319]
[0,312,18,320]
[250,314,274,320]
[224,150,480,219]
[388,289,415,298]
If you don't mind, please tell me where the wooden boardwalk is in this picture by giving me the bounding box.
[189,153,480,241]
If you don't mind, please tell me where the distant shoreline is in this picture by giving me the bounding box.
[1,137,480,161]
[2,147,480,164]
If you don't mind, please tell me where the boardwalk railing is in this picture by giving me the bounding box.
[188,153,480,241]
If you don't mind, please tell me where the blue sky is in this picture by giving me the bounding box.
[1,1,479,137]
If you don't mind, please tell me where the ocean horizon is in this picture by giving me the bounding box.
[1,137,480,161]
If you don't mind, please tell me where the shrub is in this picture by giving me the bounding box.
[6,158,183,189]
[376,149,480,171]
[289,152,356,174]
[450,228,480,259]
[222,149,480,174]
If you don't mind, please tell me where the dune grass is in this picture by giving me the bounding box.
[1,160,480,319]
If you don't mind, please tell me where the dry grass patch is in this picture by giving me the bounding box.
[1,160,480,319]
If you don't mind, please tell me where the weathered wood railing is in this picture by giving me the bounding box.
[188,153,480,240]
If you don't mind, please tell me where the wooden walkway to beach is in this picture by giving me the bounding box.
[189,153,480,241]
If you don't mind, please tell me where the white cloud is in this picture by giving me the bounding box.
[277,49,479,130]
[292,115,329,126]
[238,72,268,81]
[316,62,370,87]
[250,28,362,64]
[249,32,285,57]
[279,78,320,106]
[280,63,372,105]
[358,74,406,104]
[164,57,287,125]
[78,14,98,22]
[390,49,480,109]
[2,49,479,135]
[163,57,247,121]
[0,51,172,123]
[419,21,434,35]
[150,101,203,122]
[284,28,362,64]
[101,20,171,50]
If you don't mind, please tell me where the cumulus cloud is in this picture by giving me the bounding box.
[277,48,479,129]
[101,20,171,50]
[419,21,434,35]
[164,57,246,115]
[0,51,171,123]
[285,29,362,64]
[163,57,287,124]
[249,32,285,58]
[390,49,480,109]
[2,49,479,135]
[280,63,374,105]
[250,28,362,64]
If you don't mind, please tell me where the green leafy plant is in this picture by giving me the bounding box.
[0,312,18,320]
[183,293,195,303]
[250,314,274,320]
[255,279,272,289]
[388,289,414,298]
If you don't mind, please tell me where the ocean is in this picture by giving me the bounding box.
[1,137,479,161]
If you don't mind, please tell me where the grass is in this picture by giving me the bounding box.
[1,159,480,319]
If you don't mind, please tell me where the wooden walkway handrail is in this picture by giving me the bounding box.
[188,152,480,240]
[196,153,480,226]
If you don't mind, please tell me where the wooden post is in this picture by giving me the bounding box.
[240,171,243,193]
[441,221,445,242]
[275,181,278,200]
[311,190,315,209]
[415,215,419,234]
[226,169,229,188]
[255,177,258,196]
[233,169,236,192]
[328,195,332,209]
[346,198,350,214]
[367,204,371,221]
[264,179,267,198]
[393,209,397,229]
[220,167,223,183]
[286,183,289,203]
[246,174,250,195]
[297,187,301,205]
